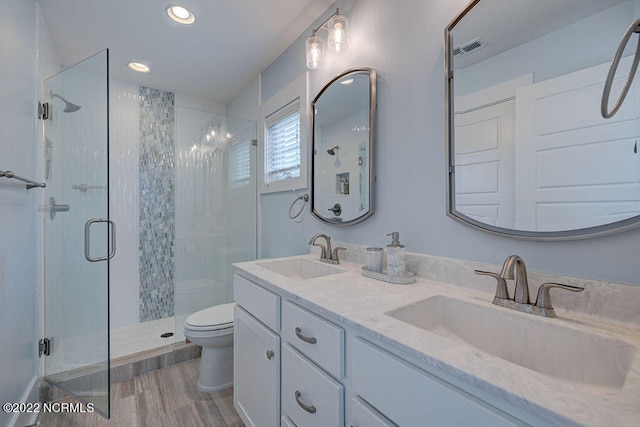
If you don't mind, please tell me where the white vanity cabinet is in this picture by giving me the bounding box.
[351,337,518,427]
[233,269,523,427]
[233,275,281,427]
[234,274,346,427]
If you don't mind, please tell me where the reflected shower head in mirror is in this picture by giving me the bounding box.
[327,145,339,155]
[50,90,81,113]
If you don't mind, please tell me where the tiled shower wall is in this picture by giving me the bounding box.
[138,86,176,322]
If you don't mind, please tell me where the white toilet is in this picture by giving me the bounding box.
[184,302,235,392]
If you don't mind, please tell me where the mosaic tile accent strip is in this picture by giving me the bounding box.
[139,86,175,322]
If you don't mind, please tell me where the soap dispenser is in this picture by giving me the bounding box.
[386,232,406,276]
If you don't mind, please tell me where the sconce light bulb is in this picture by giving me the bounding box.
[308,44,319,68]
[328,14,348,53]
[335,24,343,40]
[334,27,343,52]
[306,34,324,69]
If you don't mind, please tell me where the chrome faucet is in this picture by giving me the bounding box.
[308,233,345,265]
[475,255,584,318]
[499,255,530,304]
[309,233,331,259]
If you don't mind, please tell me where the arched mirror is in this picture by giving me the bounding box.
[311,68,376,225]
[446,0,640,240]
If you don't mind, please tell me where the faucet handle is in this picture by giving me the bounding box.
[534,282,584,317]
[331,247,346,264]
[535,282,584,309]
[474,270,510,300]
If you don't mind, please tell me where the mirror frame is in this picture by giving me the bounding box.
[310,68,377,226]
[445,0,640,241]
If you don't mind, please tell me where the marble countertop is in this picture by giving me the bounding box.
[234,254,640,427]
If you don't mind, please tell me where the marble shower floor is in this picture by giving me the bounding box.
[111,315,188,360]
[38,358,245,427]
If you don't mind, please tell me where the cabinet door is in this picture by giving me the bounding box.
[351,396,396,427]
[352,337,517,427]
[234,306,280,427]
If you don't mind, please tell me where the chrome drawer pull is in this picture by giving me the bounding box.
[294,390,316,414]
[295,327,317,344]
[266,350,275,360]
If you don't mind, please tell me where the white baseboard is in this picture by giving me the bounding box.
[10,376,39,427]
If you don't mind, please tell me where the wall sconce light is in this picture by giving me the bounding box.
[305,8,349,69]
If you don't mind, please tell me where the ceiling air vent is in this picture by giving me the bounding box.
[453,37,487,57]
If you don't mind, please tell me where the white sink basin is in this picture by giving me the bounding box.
[386,295,636,388]
[257,258,345,280]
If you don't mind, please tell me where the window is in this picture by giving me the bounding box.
[230,138,251,188]
[265,100,300,184]
[260,72,308,193]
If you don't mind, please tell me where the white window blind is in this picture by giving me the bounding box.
[230,138,251,188]
[265,99,301,184]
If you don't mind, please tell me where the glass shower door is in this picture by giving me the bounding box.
[42,49,111,418]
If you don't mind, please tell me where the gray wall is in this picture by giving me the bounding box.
[252,0,640,286]
[0,0,39,425]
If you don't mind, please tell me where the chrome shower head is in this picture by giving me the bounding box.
[50,90,81,113]
[327,145,339,155]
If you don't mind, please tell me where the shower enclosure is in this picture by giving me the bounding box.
[108,82,257,358]
[42,50,257,418]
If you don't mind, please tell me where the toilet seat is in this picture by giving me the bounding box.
[185,302,235,332]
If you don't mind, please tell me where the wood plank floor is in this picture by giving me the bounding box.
[38,358,245,427]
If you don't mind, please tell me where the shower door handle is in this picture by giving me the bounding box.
[84,218,116,262]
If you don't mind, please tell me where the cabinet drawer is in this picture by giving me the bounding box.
[351,396,396,427]
[282,344,344,427]
[352,337,516,427]
[234,274,280,331]
[282,301,344,379]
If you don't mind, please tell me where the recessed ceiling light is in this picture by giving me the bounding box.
[128,62,151,73]
[340,78,354,85]
[166,5,195,24]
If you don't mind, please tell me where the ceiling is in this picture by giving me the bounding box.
[36,0,334,104]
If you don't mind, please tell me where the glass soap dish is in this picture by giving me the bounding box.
[361,266,416,284]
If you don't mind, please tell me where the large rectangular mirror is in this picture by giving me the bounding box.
[311,68,376,225]
[446,0,640,239]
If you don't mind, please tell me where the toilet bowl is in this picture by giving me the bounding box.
[184,302,235,392]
